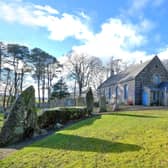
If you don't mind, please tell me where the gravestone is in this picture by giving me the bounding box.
[112,97,119,112]
[0,86,37,146]
[99,96,107,112]
[76,97,85,106]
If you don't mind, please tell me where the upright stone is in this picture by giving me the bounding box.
[112,97,119,112]
[99,96,107,112]
[76,97,85,106]
[0,86,37,146]
[86,87,94,115]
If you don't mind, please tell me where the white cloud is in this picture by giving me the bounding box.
[0,0,167,64]
[78,11,90,20]
[139,19,155,32]
[0,0,92,41]
[34,5,59,15]
[47,13,93,41]
[157,47,168,60]
[73,18,148,62]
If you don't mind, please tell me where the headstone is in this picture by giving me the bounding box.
[99,96,107,112]
[112,97,119,112]
[76,97,85,106]
[0,86,37,146]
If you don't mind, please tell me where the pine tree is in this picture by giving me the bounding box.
[51,78,70,99]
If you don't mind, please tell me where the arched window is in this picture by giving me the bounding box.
[124,84,128,100]
[153,74,160,85]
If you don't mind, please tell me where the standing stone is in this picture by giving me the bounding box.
[0,86,37,146]
[99,96,107,112]
[76,97,85,106]
[112,98,119,111]
[86,87,94,115]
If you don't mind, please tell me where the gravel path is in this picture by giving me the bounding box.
[0,130,54,160]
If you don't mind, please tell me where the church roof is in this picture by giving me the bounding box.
[98,56,157,89]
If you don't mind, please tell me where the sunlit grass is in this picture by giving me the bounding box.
[1,110,168,167]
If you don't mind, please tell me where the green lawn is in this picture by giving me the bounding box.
[1,110,168,167]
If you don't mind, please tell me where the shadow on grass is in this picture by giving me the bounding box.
[111,113,159,118]
[65,115,102,130]
[32,133,142,153]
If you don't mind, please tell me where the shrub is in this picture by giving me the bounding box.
[37,107,87,129]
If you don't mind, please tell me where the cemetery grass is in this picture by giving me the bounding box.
[1,110,168,167]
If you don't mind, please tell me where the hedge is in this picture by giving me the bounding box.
[37,107,87,129]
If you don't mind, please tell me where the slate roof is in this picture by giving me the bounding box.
[98,59,151,89]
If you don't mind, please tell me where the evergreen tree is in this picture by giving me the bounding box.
[51,78,70,99]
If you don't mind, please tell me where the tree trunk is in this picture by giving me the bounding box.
[37,77,41,106]
[42,75,45,104]
[74,80,76,105]
[20,69,24,93]
[7,83,14,108]
[3,70,10,110]
[78,82,82,97]
[13,58,19,99]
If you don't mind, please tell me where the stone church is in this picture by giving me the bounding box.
[98,56,168,106]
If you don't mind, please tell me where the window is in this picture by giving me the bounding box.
[105,88,108,98]
[109,87,112,99]
[124,84,128,100]
[153,74,160,85]
[115,86,118,98]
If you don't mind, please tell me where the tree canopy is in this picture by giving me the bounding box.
[50,78,70,99]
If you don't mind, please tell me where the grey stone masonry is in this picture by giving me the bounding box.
[135,56,168,104]
[98,56,168,105]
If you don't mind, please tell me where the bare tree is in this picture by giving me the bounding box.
[66,51,105,96]
[89,58,106,91]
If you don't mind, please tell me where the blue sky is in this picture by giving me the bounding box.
[0,0,168,62]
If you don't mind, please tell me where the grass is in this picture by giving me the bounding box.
[1,110,168,167]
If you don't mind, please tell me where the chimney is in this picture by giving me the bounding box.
[110,68,114,76]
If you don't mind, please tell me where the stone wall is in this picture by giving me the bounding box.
[135,56,168,104]
[101,80,135,105]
